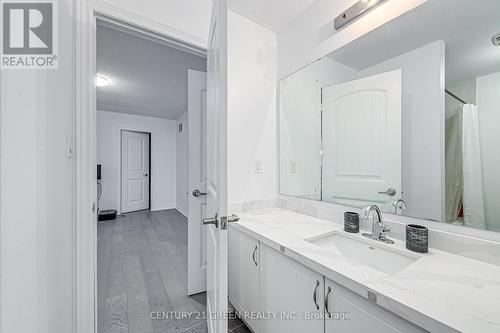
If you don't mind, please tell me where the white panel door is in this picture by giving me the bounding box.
[259,244,324,333]
[188,69,208,295]
[322,70,402,209]
[121,130,150,213]
[205,0,229,332]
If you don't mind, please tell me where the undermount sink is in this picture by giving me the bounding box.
[307,233,419,275]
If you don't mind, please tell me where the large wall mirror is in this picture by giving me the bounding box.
[279,0,500,232]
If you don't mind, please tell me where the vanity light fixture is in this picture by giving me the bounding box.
[96,74,112,87]
[334,0,387,30]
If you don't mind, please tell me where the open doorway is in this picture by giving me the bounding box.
[95,20,213,332]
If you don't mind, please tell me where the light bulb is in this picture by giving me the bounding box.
[96,75,112,87]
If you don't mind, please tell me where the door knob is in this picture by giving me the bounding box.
[203,214,218,227]
[192,189,207,197]
[378,188,397,197]
[220,214,240,230]
[144,173,149,177]
[203,214,239,230]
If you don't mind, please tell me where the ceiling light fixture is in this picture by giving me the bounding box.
[96,74,112,87]
[334,0,387,30]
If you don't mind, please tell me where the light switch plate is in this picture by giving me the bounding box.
[289,160,297,174]
[67,132,73,158]
[253,160,263,174]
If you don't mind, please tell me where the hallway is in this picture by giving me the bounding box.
[97,209,251,333]
[97,210,207,332]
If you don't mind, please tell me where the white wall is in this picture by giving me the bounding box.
[446,78,476,117]
[359,41,445,222]
[97,111,177,212]
[99,0,211,47]
[0,1,75,332]
[176,111,189,216]
[227,11,278,206]
[277,0,428,79]
[0,1,210,331]
[477,72,500,232]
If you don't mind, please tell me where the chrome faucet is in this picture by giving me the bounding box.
[362,205,395,244]
[393,199,407,215]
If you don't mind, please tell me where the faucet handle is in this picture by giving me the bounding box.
[378,224,391,238]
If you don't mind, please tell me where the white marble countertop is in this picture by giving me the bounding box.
[231,208,500,333]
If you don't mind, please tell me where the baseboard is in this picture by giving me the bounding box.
[151,204,176,212]
[176,206,189,218]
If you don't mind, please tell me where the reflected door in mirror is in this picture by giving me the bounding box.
[322,70,402,210]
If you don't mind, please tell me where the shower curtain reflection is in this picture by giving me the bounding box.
[462,104,486,229]
[445,101,486,229]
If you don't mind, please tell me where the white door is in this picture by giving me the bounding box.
[205,0,230,332]
[188,69,208,295]
[322,70,401,209]
[121,130,150,213]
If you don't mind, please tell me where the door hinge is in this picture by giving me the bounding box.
[92,202,96,214]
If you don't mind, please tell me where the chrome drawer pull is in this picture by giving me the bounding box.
[252,245,258,266]
[325,286,332,318]
[313,280,320,310]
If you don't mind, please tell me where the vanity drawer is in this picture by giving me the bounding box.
[325,280,428,333]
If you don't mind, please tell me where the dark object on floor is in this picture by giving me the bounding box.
[406,224,429,253]
[98,209,117,221]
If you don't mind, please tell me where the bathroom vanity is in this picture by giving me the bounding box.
[229,1,500,333]
[229,209,500,333]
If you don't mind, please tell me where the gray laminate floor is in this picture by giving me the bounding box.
[97,209,251,333]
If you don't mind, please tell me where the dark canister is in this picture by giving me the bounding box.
[344,212,360,233]
[406,224,429,253]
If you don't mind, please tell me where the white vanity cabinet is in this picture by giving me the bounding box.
[229,228,260,332]
[324,279,428,333]
[259,244,325,333]
[229,228,429,333]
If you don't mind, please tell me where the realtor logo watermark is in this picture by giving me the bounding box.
[1,0,58,69]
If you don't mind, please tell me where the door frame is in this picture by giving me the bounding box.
[120,129,151,214]
[75,1,207,332]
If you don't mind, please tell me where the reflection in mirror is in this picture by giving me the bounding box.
[279,66,322,200]
[322,69,401,213]
[279,0,500,232]
[444,14,500,232]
